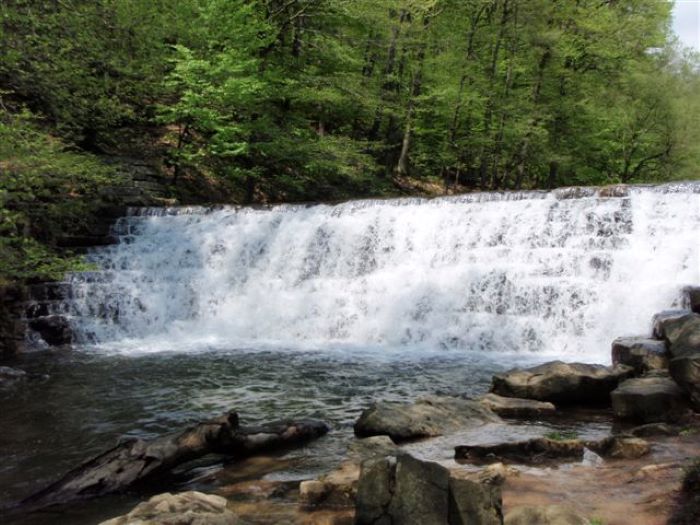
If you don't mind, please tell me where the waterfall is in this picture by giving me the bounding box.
[64,183,700,359]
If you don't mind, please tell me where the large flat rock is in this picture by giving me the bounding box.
[455,438,584,465]
[611,376,690,423]
[479,393,556,418]
[354,396,500,442]
[491,361,633,405]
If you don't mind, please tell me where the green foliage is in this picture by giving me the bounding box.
[0,107,113,282]
[543,430,579,441]
[1,0,700,282]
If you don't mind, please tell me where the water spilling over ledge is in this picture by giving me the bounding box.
[61,183,700,358]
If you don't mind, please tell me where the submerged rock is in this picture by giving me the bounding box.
[455,438,585,465]
[490,361,633,405]
[611,337,668,374]
[587,436,650,459]
[0,366,27,386]
[355,454,502,525]
[627,422,680,437]
[99,491,242,525]
[354,396,499,442]
[479,393,556,418]
[611,376,689,423]
[505,505,589,525]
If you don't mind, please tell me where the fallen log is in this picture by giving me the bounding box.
[20,410,329,510]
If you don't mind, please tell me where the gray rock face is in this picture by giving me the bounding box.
[491,361,633,404]
[666,313,700,358]
[455,438,584,465]
[355,455,502,525]
[355,457,395,525]
[611,337,668,374]
[670,355,700,410]
[611,376,690,423]
[479,393,556,418]
[388,455,450,525]
[505,505,589,525]
[653,310,694,343]
[354,396,500,442]
[99,491,242,525]
[448,477,503,525]
[664,313,700,410]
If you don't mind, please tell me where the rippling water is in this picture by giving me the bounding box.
[1,347,540,511]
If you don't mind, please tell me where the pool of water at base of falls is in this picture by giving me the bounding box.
[0,345,614,524]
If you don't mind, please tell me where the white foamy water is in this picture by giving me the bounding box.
[64,183,699,359]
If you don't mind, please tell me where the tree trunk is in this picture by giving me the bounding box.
[20,411,328,511]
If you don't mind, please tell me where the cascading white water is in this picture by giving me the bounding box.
[65,183,700,359]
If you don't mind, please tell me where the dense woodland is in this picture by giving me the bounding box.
[1,0,700,281]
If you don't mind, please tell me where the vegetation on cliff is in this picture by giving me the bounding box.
[1,0,699,281]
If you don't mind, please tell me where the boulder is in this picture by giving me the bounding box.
[28,315,72,346]
[388,454,450,525]
[586,436,650,459]
[611,337,668,374]
[611,376,690,423]
[448,477,503,525]
[652,310,694,343]
[354,396,499,442]
[490,361,633,405]
[300,438,401,510]
[683,286,700,315]
[669,355,700,410]
[354,457,395,525]
[99,491,242,525]
[479,393,556,418]
[664,313,700,410]
[355,454,503,525]
[455,438,584,465]
[504,505,589,525]
[666,313,700,358]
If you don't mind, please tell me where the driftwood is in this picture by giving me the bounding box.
[21,410,329,510]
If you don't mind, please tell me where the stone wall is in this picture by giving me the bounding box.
[0,285,28,357]
[1,156,172,357]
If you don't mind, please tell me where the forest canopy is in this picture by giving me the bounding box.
[1,0,699,280]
